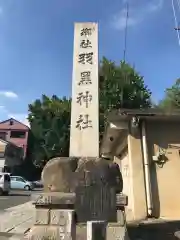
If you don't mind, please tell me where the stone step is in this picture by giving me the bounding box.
[31,192,128,207]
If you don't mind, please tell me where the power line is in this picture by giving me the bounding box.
[177,0,180,14]
[172,0,180,46]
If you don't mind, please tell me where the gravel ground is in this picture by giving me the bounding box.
[128,221,180,240]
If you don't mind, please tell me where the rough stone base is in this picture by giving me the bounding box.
[77,223,129,240]
[26,223,129,240]
[106,224,129,240]
[26,208,76,240]
[25,226,74,240]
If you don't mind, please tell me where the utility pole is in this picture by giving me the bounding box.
[123,2,129,62]
[121,1,129,108]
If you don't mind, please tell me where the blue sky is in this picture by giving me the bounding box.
[0,0,179,125]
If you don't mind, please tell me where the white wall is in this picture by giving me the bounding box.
[0,159,5,171]
[114,153,134,221]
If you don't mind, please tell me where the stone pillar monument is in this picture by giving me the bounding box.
[70,22,99,158]
[26,22,128,240]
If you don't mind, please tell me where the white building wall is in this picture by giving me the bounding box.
[114,153,134,221]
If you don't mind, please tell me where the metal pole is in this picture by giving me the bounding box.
[123,2,129,62]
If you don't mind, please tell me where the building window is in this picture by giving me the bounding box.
[0,132,6,140]
[10,120,13,125]
[10,131,26,138]
[0,152,4,158]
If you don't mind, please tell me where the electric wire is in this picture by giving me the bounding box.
[177,0,180,14]
[172,0,180,46]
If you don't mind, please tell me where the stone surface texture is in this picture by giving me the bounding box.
[76,223,129,240]
[35,209,49,225]
[50,210,74,229]
[75,157,124,223]
[41,156,123,195]
[70,23,99,158]
[32,192,127,207]
[75,183,116,222]
[76,157,123,193]
[26,223,129,240]
[32,192,75,206]
[26,226,74,240]
[41,157,78,192]
[27,209,76,240]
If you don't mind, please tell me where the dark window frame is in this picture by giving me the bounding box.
[10,131,26,139]
[0,152,5,158]
[10,120,13,125]
[0,132,7,141]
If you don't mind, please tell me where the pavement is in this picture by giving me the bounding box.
[0,189,43,211]
[1,190,180,239]
[0,190,31,212]
[0,189,41,239]
[128,219,180,240]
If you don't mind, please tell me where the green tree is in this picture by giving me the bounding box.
[28,95,71,166]
[99,57,152,135]
[28,57,152,166]
[159,78,180,110]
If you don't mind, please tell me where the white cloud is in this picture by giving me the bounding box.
[8,113,30,127]
[111,0,164,31]
[0,91,18,98]
[148,0,164,12]
[112,8,141,30]
[0,105,7,112]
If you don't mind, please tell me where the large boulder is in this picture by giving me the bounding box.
[41,157,78,192]
[41,156,123,193]
[75,157,123,193]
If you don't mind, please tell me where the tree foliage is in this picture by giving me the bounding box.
[28,57,152,166]
[159,78,180,110]
[99,57,152,135]
[28,95,71,166]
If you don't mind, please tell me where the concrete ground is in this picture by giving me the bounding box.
[0,189,42,239]
[0,189,42,211]
[128,220,180,240]
[1,190,180,239]
[0,200,35,239]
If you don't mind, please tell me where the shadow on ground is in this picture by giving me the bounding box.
[0,232,24,239]
[128,221,180,240]
[9,192,31,197]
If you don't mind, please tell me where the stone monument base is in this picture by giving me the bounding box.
[76,223,129,240]
[26,192,76,240]
[26,192,129,240]
[27,155,129,239]
[26,222,129,240]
